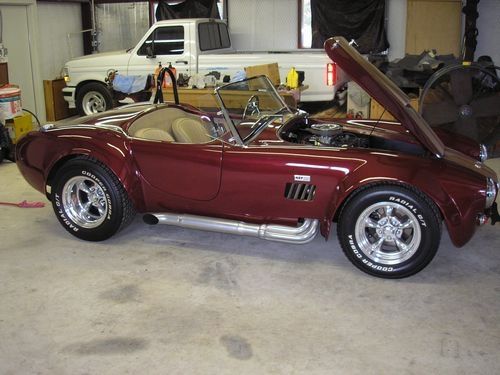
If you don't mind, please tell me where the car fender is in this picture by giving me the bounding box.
[321,152,483,248]
[43,132,146,212]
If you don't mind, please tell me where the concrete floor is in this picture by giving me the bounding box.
[0,159,499,375]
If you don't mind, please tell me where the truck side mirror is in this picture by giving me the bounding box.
[146,45,156,59]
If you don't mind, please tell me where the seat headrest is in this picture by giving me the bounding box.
[172,117,211,144]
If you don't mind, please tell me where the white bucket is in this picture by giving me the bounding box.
[0,86,22,120]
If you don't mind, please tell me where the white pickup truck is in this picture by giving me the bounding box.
[63,18,343,116]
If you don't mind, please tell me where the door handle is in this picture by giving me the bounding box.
[175,60,189,65]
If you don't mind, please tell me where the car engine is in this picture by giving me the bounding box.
[282,122,370,148]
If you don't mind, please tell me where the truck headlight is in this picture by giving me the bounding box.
[62,67,70,83]
[479,144,488,162]
[485,178,497,208]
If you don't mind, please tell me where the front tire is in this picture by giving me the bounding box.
[51,156,135,241]
[76,82,113,116]
[338,185,441,278]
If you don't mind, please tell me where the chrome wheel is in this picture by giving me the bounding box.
[82,91,107,114]
[62,176,108,228]
[354,201,421,265]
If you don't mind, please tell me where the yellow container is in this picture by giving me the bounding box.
[286,67,299,89]
[6,113,33,143]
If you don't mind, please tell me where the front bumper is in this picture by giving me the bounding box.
[62,87,76,108]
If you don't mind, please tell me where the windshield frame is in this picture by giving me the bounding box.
[214,75,293,146]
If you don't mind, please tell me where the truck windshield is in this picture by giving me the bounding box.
[215,76,293,143]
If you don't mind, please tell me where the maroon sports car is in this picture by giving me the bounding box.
[16,37,498,278]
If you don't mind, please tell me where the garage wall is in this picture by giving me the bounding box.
[96,2,150,53]
[37,2,84,80]
[476,0,500,65]
[228,0,298,51]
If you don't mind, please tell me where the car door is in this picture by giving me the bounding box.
[131,140,223,201]
[127,24,192,79]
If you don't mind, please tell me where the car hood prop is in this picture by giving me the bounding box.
[143,213,319,244]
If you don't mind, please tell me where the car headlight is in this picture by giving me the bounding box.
[485,178,497,208]
[479,144,488,162]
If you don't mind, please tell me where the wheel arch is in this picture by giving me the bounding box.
[322,178,448,241]
[75,79,109,96]
[45,150,146,212]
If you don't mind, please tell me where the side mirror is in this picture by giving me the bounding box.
[146,45,156,59]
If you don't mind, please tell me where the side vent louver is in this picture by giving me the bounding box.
[285,183,316,201]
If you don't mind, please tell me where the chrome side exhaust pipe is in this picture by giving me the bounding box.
[143,213,319,244]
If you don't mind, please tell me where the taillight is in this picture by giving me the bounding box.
[327,62,337,86]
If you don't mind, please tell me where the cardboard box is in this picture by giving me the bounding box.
[371,98,419,121]
[244,63,280,86]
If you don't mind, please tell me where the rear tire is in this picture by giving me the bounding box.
[337,185,441,278]
[51,156,135,241]
[76,82,113,116]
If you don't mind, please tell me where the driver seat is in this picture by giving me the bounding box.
[172,117,211,144]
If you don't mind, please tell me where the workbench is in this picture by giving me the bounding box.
[161,86,306,110]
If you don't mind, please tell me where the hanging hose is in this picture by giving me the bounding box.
[0,200,45,208]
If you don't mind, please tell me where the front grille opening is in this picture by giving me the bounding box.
[285,183,316,201]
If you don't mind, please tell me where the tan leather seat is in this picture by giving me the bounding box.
[172,117,211,144]
[134,127,175,142]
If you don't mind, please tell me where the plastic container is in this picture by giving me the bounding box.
[286,67,299,89]
[0,86,22,120]
[6,113,32,144]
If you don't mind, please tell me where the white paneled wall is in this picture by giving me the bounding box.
[228,0,298,51]
[37,2,83,80]
[96,2,150,53]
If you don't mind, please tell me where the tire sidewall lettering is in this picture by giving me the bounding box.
[347,234,394,272]
[54,192,79,232]
[388,196,427,228]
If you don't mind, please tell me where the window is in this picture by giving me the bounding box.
[138,26,184,55]
[199,22,231,51]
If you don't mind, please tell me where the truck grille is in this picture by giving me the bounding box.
[284,183,316,201]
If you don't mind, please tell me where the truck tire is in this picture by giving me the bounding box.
[51,156,136,241]
[76,82,113,116]
[337,185,441,278]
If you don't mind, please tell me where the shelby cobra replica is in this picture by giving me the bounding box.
[16,37,499,278]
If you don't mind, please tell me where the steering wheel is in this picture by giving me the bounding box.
[242,95,261,119]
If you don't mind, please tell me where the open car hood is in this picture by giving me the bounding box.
[325,37,445,157]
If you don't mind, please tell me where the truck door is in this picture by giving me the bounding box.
[127,25,191,80]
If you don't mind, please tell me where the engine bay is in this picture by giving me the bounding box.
[280,119,425,156]
[281,122,370,148]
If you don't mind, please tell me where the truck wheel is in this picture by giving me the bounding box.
[337,185,441,278]
[76,82,113,116]
[51,156,135,241]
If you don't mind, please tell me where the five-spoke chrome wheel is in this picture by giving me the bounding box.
[355,202,421,265]
[62,176,108,228]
